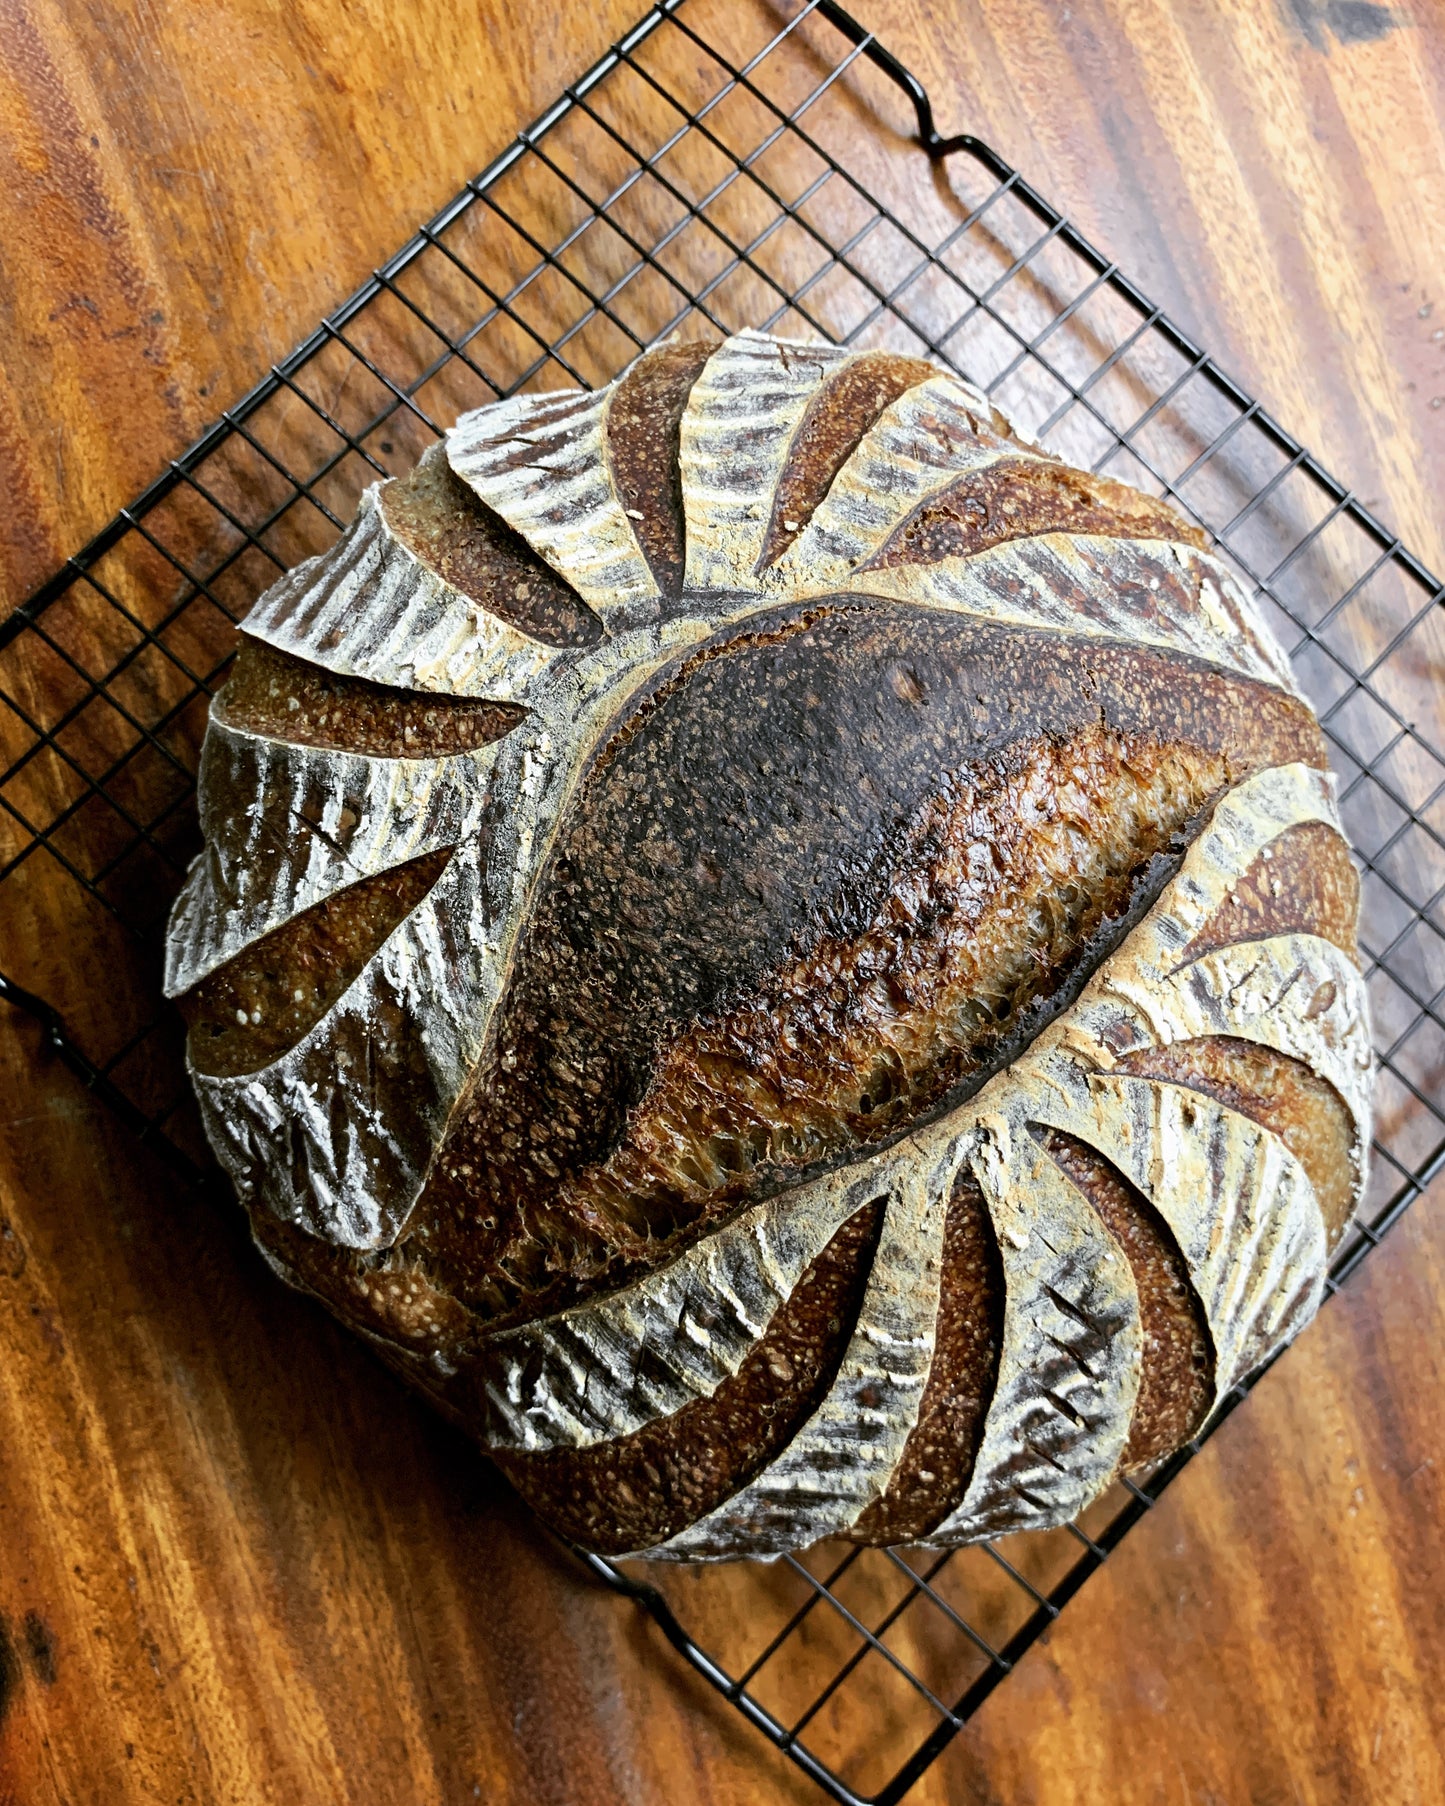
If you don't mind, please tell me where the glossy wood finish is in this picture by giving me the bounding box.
[0,0,648,606]
[2,2,1443,1801]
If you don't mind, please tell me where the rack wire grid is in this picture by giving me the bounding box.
[2,1,1443,1800]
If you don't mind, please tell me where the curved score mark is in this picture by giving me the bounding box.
[755,351,938,572]
[218,637,527,758]
[1112,1036,1358,1248]
[1174,819,1360,970]
[1032,1123,1213,1467]
[491,1195,886,1556]
[859,456,1206,570]
[180,844,454,1077]
[847,1164,1004,1543]
[606,340,716,595]
[381,439,604,647]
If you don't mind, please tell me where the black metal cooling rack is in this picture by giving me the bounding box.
[3,2,1444,1800]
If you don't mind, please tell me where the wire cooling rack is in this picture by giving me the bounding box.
[3,2,1443,1800]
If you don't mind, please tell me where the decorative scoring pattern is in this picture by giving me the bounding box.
[1,4,1439,1801]
[169,333,1371,1558]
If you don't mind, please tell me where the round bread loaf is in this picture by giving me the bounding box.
[166,331,1374,1558]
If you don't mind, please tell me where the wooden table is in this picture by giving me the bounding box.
[2,2,1443,1801]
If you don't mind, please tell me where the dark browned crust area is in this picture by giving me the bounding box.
[848,1168,1002,1542]
[409,605,1325,1328]
[180,846,452,1077]
[490,1198,885,1554]
[606,340,715,593]
[1039,1127,1214,1467]
[485,733,1225,1298]
[381,440,603,647]
[1179,819,1360,967]
[757,351,937,570]
[218,636,525,757]
[1113,1037,1358,1248]
[862,457,1207,569]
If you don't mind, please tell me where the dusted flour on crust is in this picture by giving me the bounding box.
[168,331,1373,1558]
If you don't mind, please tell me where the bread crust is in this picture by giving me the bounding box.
[167,332,1373,1557]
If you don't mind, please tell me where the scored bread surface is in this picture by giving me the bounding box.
[167,330,1374,1558]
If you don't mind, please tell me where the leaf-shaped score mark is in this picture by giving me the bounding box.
[380,441,604,648]
[860,456,1207,570]
[755,350,936,571]
[218,637,526,758]
[179,845,454,1077]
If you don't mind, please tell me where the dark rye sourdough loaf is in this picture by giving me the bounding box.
[166,331,1374,1558]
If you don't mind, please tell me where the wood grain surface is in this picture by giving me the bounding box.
[2,2,1444,1803]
